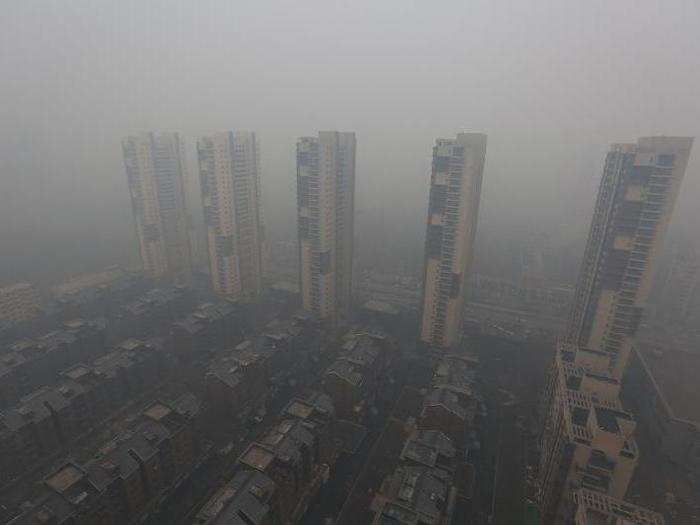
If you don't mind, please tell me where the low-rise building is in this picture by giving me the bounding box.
[420,388,475,449]
[284,390,337,465]
[0,318,108,408]
[171,301,241,360]
[114,286,192,339]
[194,469,280,525]
[239,418,328,520]
[0,338,165,485]
[13,393,201,524]
[205,341,270,415]
[370,465,458,524]
[400,429,457,474]
[322,332,393,420]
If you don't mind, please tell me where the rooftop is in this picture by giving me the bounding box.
[372,465,452,525]
[422,388,469,420]
[401,430,456,469]
[195,469,276,525]
[241,419,316,472]
[326,360,363,386]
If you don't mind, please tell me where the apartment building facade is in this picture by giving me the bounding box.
[296,131,356,322]
[566,137,693,378]
[420,133,487,348]
[122,132,193,283]
[538,343,639,523]
[198,131,266,300]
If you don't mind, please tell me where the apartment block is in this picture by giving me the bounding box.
[205,341,270,415]
[567,137,693,378]
[0,282,40,324]
[0,338,164,484]
[538,343,639,524]
[122,132,193,283]
[322,332,393,420]
[420,133,487,348]
[195,469,280,525]
[0,317,107,408]
[198,131,266,300]
[370,465,458,524]
[13,393,201,524]
[171,301,241,359]
[238,418,328,520]
[296,131,356,322]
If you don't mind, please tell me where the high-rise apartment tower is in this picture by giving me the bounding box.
[122,132,193,283]
[567,137,693,378]
[420,133,487,348]
[538,136,692,523]
[296,132,356,321]
[197,131,266,300]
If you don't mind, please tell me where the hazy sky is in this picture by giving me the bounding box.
[1,0,699,281]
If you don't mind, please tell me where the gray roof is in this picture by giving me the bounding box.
[422,388,468,420]
[401,430,456,469]
[1,386,71,430]
[196,470,276,525]
[326,360,363,386]
[373,466,451,525]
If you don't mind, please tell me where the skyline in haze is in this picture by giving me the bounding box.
[1,1,699,283]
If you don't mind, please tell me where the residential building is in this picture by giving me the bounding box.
[322,332,392,420]
[171,301,241,359]
[566,137,693,378]
[195,470,280,525]
[198,131,266,300]
[0,318,108,408]
[296,131,356,322]
[283,390,337,465]
[122,132,193,283]
[0,282,40,323]
[238,418,328,520]
[400,429,457,474]
[0,338,165,484]
[205,342,269,415]
[370,465,458,524]
[12,393,201,525]
[538,343,639,524]
[420,133,487,348]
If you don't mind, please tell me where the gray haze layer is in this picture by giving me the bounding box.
[1,0,699,283]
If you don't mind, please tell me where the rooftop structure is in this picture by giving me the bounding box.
[400,430,456,471]
[195,469,278,524]
[370,465,457,525]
